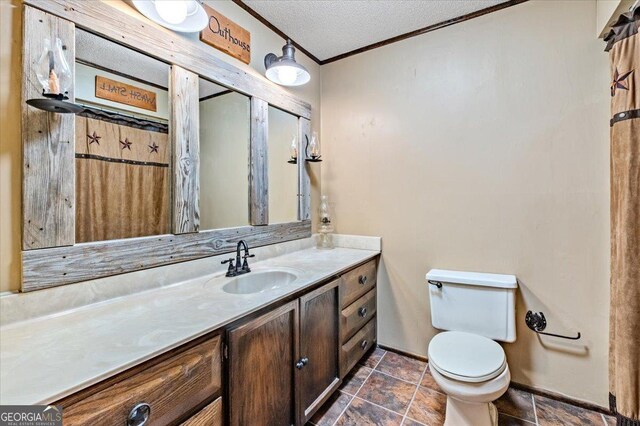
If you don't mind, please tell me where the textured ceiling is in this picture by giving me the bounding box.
[243,0,508,61]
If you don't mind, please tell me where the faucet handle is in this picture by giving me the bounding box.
[243,253,255,259]
[221,258,235,275]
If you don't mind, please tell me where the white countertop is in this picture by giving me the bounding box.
[0,243,379,405]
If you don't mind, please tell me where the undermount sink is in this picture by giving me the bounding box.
[222,270,298,295]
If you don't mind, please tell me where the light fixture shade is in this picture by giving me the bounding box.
[265,60,310,87]
[264,40,311,86]
[132,0,208,33]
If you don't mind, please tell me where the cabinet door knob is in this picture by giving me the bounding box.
[296,358,308,369]
[361,340,368,349]
[301,357,309,365]
[358,275,368,285]
[358,307,368,317]
[127,402,151,426]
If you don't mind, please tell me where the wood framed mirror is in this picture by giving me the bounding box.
[20,0,312,291]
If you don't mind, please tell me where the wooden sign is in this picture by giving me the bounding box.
[200,4,251,64]
[95,75,157,112]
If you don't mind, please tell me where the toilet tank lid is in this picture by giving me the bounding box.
[426,269,517,289]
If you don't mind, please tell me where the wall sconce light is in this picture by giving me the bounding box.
[26,37,82,114]
[132,0,208,33]
[264,40,310,87]
[305,132,322,162]
[288,132,322,165]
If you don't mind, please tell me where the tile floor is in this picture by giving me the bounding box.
[308,346,615,426]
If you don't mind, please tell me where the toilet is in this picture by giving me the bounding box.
[426,269,518,426]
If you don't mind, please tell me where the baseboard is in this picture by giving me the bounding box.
[378,344,610,415]
[510,381,611,415]
[377,344,428,362]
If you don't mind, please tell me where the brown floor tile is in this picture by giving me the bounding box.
[494,388,536,423]
[406,386,446,425]
[375,351,426,384]
[336,397,403,426]
[360,346,387,368]
[603,414,616,426]
[357,371,417,414]
[420,365,441,392]
[309,391,352,426]
[340,364,372,395]
[535,395,604,426]
[498,413,536,425]
[402,418,426,426]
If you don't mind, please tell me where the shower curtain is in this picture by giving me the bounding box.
[75,109,170,243]
[605,5,640,426]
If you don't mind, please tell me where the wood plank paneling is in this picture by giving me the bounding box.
[22,5,75,250]
[23,0,311,119]
[21,220,311,291]
[171,66,200,234]
[298,117,311,221]
[250,97,268,225]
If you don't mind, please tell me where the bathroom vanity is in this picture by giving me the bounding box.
[0,239,380,426]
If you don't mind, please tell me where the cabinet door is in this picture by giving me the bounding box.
[298,279,342,424]
[227,300,299,426]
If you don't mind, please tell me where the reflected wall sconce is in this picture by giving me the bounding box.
[288,132,322,164]
[26,37,82,114]
[132,0,208,33]
[264,40,310,87]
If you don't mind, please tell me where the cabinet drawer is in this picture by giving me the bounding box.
[341,318,376,376]
[62,335,222,426]
[180,398,222,426]
[341,289,377,343]
[341,259,377,308]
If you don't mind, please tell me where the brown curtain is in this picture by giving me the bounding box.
[75,110,170,243]
[605,6,640,426]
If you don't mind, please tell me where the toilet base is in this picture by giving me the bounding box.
[444,398,498,426]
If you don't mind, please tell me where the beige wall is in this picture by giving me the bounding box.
[320,0,610,406]
[0,0,321,293]
[199,92,250,230]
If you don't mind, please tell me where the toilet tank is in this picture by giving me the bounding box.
[426,269,518,342]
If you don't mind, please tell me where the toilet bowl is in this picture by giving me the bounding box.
[428,331,510,426]
[425,269,518,426]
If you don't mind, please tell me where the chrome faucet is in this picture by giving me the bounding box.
[221,240,255,277]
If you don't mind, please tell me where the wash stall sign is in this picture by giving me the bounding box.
[200,4,251,64]
[95,76,157,112]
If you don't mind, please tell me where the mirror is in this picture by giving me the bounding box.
[268,106,299,224]
[198,79,250,230]
[74,29,171,243]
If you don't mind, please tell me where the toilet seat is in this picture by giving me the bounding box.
[428,331,506,383]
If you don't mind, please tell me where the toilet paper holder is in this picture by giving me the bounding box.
[525,310,581,340]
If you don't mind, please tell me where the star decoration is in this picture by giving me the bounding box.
[87,131,101,145]
[611,67,634,96]
[119,138,132,150]
[148,142,160,154]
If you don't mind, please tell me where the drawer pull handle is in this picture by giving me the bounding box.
[127,402,151,426]
[361,340,368,349]
[358,307,368,317]
[358,275,368,285]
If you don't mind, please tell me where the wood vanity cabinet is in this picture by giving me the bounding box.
[57,333,223,426]
[339,259,378,377]
[227,279,341,426]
